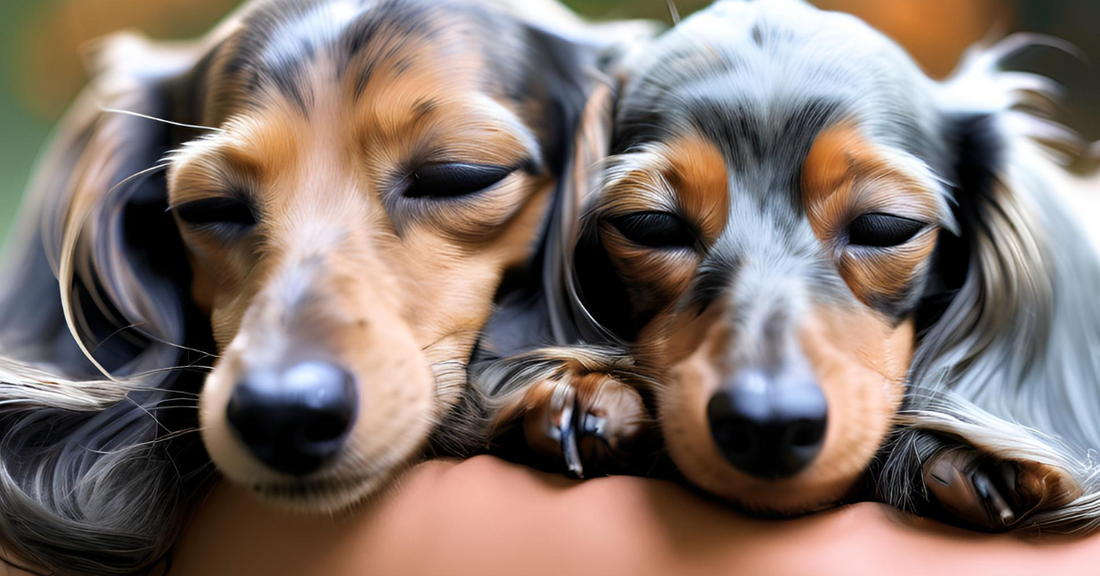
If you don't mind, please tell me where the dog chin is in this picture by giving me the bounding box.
[684,459,864,518]
[248,468,403,514]
[726,487,845,518]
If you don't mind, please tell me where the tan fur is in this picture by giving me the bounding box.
[661,134,730,241]
[174,26,553,511]
[802,122,945,305]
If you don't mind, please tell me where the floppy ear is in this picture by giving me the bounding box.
[570,203,637,342]
[879,35,1100,532]
[470,21,641,361]
[531,19,656,346]
[517,13,660,347]
[0,31,224,575]
[473,9,654,350]
[568,100,640,343]
[452,25,627,455]
[0,30,223,373]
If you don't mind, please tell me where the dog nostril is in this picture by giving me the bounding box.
[282,362,357,444]
[301,415,353,444]
[789,418,827,448]
[706,370,828,479]
[227,361,358,476]
[716,419,757,456]
[707,404,758,457]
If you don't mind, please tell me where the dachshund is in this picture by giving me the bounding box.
[0,0,651,573]
[494,0,1100,534]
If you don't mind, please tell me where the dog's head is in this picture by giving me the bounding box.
[576,0,1076,515]
[24,0,619,513]
[180,0,625,510]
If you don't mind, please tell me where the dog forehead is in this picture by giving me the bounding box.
[253,0,364,70]
[612,0,954,306]
[208,0,530,119]
[616,0,939,158]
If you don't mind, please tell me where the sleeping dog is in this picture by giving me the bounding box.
[0,0,648,573]
[504,0,1100,532]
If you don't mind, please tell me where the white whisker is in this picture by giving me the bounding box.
[100,108,223,133]
[666,0,681,25]
[58,161,173,381]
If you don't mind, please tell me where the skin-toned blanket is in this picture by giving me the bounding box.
[161,455,1100,576]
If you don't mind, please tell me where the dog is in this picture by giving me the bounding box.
[0,0,650,573]
[501,0,1100,533]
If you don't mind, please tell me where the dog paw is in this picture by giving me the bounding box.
[923,448,1082,531]
[520,371,647,478]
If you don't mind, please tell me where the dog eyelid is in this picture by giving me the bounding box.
[607,211,698,250]
[845,212,928,248]
[172,196,258,237]
[403,162,521,199]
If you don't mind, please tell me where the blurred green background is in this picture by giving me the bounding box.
[0,0,1096,247]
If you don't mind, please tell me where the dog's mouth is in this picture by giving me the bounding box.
[250,469,390,509]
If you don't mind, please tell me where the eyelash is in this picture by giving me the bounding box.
[845,213,927,248]
[607,211,698,250]
[402,162,528,200]
[173,196,258,237]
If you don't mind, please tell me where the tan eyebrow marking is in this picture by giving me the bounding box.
[599,133,730,241]
[662,133,729,242]
[801,122,864,241]
[802,121,950,242]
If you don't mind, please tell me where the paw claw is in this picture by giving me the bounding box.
[973,470,1016,526]
[581,414,607,439]
[520,372,647,477]
[558,402,585,479]
[922,448,1074,531]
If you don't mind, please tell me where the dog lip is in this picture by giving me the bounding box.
[252,471,377,502]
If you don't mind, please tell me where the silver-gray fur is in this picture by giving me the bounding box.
[0,33,213,574]
[883,38,1100,531]
[571,0,1100,530]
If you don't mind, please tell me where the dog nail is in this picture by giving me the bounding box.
[974,472,1016,526]
[581,414,607,440]
[559,403,585,479]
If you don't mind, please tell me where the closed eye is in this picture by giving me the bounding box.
[608,211,697,249]
[847,213,926,248]
[404,163,516,199]
[173,197,257,235]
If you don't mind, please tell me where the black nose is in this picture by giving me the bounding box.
[706,369,827,479]
[227,361,358,476]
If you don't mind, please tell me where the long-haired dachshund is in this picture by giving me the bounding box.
[0,0,648,573]
[505,0,1100,533]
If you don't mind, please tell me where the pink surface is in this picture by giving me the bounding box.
[169,455,1100,576]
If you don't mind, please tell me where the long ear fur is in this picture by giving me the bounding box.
[469,29,646,424]
[0,32,222,575]
[457,24,637,450]
[879,35,1100,532]
[525,12,655,348]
